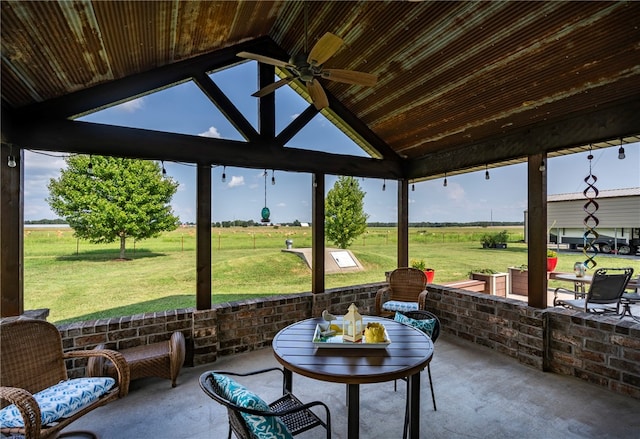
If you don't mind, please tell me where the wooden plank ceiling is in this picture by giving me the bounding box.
[2,1,639,181]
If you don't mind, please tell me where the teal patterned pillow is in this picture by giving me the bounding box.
[0,377,115,428]
[394,311,436,337]
[212,373,293,439]
[382,300,419,312]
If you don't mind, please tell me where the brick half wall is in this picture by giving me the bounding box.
[55,281,639,400]
[424,284,640,399]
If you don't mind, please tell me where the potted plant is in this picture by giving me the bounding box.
[547,249,558,272]
[410,259,435,283]
[480,230,509,249]
[468,268,508,297]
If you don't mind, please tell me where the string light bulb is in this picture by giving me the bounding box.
[411,183,415,192]
[618,139,625,160]
[443,173,448,187]
[221,166,226,183]
[87,155,93,175]
[161,161,167,177]
[539,158,546,172]
[485,164,490,180]
[7,145,16,168]
[271,169,275,185]
[382,179,386,191]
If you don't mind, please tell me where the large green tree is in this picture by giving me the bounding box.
[48,155,180,259]
[325,176,369,249]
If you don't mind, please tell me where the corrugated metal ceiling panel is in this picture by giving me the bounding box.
[1,1,639,174]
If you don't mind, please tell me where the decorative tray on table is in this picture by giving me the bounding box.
[312,322,391,349]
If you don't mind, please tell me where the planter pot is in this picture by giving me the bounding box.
[508,267,529,296]
[424,269,435,283]
[470,272,508,297]
[547,257,558,272]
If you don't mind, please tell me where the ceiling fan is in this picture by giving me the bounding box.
[237,12,377,110]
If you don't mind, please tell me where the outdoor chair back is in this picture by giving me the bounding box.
[555,267,634,314]
[393,310,441,439]
[0,318,129,439]
[375,267,428,316]
[199,367,331,439]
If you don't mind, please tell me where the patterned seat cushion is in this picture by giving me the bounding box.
[0,377,115,428]
[212,373,293,439]
[394,311,436,337]
[382,300,419,312]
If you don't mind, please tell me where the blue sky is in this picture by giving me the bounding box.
[23,61,640,224]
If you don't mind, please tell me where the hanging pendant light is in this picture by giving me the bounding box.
[261,169,270,223]
[618,138,625,160]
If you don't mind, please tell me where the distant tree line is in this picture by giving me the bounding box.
[25,219,68,225]
[29,219,523,228]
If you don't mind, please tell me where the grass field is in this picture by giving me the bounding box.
[23,226,639,324]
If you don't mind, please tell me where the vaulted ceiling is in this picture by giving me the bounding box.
[2,1,639,181]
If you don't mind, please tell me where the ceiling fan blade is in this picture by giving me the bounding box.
[306,79,329,110]
[307,32,343,66]
[237,51,291,68]
[321,69,378,87]
[251,77,294,97]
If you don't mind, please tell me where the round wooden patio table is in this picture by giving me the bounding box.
[272,316,433,439]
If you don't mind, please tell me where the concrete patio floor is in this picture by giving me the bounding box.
[64,333,640,439]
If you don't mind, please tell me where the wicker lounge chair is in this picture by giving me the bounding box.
[199,367,331,439]
[376,267,428,317]
[0,318,130,439]
[554,267,634,314]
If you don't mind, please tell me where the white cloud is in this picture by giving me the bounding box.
[277,202,286,207]
[290,113,300,120]
[116,97,144,113]
[198,126,222,138]
[446,182,466,202]
[228,176,244,188]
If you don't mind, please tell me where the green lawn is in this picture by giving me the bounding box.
[23,226,638,324]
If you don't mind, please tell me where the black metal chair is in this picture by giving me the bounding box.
[199,367,331,439]
[392,310,441,439]
[554,267,634,314]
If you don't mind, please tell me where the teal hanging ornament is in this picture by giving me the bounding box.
[261,170,271,223]
[261,207,270,222]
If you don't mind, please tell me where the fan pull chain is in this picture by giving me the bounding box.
[582,148,600,269]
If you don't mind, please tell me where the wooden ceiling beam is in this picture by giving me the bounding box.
[193,72,260,143]
[11,119,403,179]
[407,98,640,179]
[11,37,283,120]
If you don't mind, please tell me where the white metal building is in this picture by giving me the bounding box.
[546,187,640,255]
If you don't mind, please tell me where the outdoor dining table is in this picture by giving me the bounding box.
[555,273,640,294]
[554,273,594,294]
[272,316,433,439]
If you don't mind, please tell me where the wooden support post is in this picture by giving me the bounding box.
[398,179,409,268]
[0,144,23,317]
[196,164,212,310]
[312,173,325,294]
[527,153,547,308]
